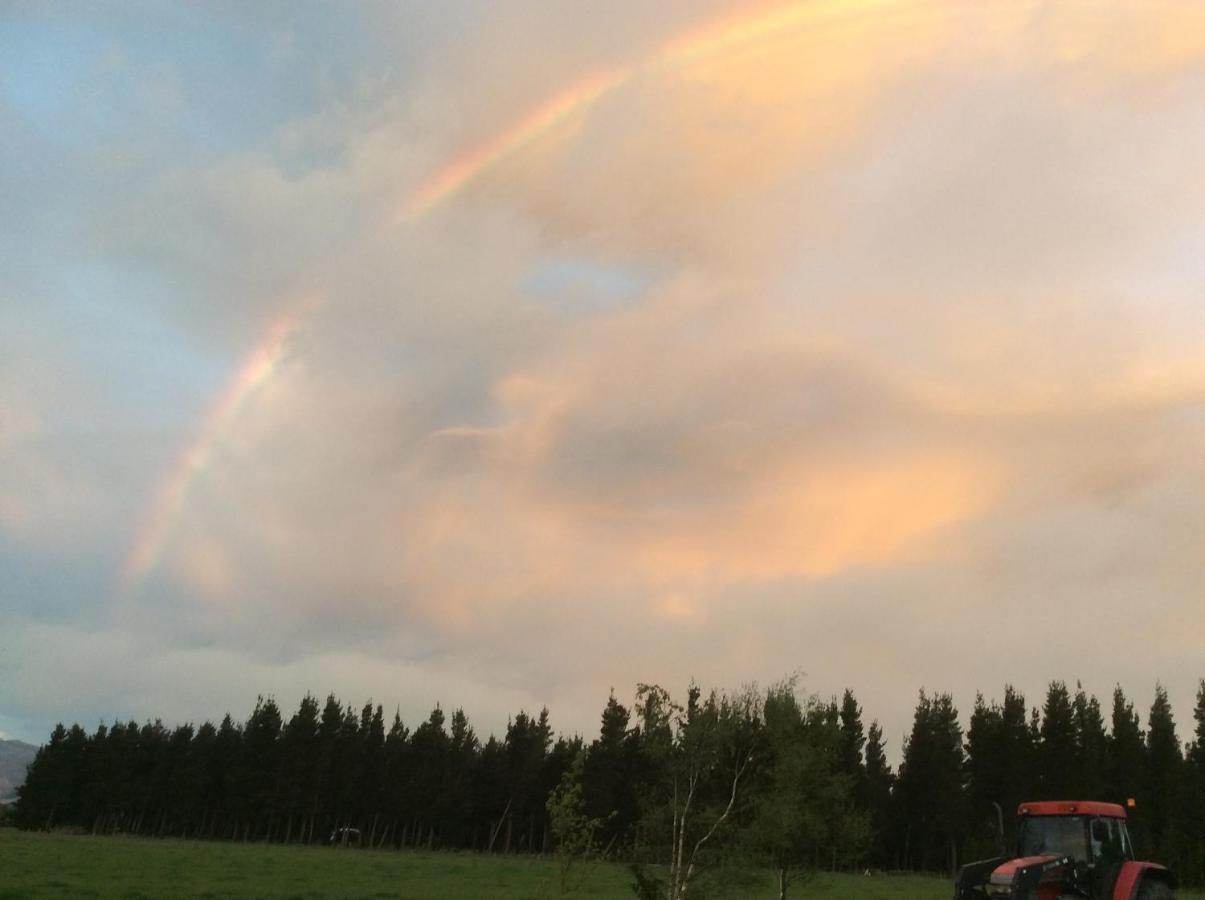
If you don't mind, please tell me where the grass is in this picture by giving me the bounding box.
[1,829,1202,899]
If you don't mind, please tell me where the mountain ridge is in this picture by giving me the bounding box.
[0,738,38,802]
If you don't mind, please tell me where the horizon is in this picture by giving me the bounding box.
[4,1,1205,762]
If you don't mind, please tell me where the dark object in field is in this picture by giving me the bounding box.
[329,826,362,848]
[953,801,1176,899]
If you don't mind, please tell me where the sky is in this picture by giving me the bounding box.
[3,0,1205,758]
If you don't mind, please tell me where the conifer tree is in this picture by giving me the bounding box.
[837,689,866,789]
[583,691,639,850]
[1193,680,1205,771]
[1107,686,1148,843]
[315,695,343,839]
[1146,684,1183,863]
[188,720,219,838]
[243,697,283,840]
[863,720,894,869]
[440,708,478,848]
[965,694,1005,856]
[278,695,320,843]
[1038,681,1077,798]
[1072,684,1108,799]
[895,691,965,872]
[1186,680,1205,884]
[214,714,244,839]
[383,711,410,848]
[359,703,387,846]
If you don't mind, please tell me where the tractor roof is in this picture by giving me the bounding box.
[1018,801,1127,818]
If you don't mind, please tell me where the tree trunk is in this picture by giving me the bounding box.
[487,799,512,854]
[778,866,788,900]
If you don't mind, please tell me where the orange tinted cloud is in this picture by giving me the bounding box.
[629,453,997,582]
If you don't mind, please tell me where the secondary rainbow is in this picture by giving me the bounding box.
[396,0,936,222]
[123,0,972,594]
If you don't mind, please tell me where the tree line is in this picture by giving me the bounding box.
[14,678,1205,896]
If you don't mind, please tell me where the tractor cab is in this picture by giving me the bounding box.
[1016,801,1133,867]
[954,801,1176,900]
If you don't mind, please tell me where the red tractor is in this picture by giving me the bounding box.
[954,801,1177,899]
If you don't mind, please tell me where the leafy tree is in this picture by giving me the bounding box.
[634,682,760,900]
[741,681,864,898]
[546,751,605,896]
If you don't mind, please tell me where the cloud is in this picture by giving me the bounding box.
[4,1,1205,750]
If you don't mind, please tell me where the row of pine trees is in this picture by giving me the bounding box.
[14,679,1205,885]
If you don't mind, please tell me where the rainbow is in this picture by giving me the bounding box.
[399,69,628,222]
[122,0,979,594]
[121,314,299,591]
[396,0,932,222]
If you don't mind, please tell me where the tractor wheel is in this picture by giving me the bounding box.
[1136,880,1175,900]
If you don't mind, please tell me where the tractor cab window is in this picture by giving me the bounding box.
[1018,816,1089,861]
[1089,817,1133,863]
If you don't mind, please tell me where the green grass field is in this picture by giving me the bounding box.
[2,830,1202,899]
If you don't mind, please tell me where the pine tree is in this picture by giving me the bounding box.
[1186,680,1205,884]
[440,708,478,848]
[863,720,894,869]
[965,693,1005,857]
[15,724,70,830]
[359,704,387,846]
[1037,681,1077,798]
[1193,680,1205,771]
[582,690,640,852]
[383,711,410,848]
[895,691,965,872]
[278,695,320,843]
[1107,686,1148,844]
[837,689,867,796]
[187,720,219,838]
[1072,684,1108,799]
[408,705,449,848]
[1146,684,1183,863]
[242,697,283,840]
[315,694,343,840]
[214,713,245,840]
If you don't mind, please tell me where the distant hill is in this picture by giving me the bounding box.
[0,739,38,802]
